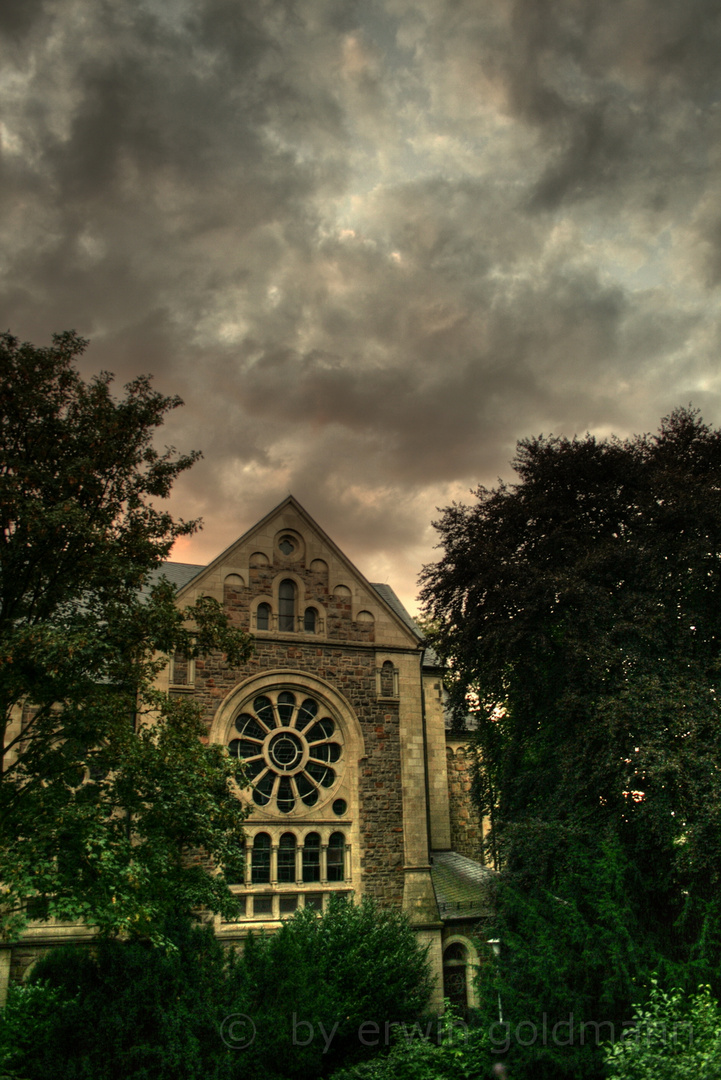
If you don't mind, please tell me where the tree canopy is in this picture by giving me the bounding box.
[0,331,252,941]
[421,408,721,1076]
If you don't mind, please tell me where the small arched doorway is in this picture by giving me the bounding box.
[442,941,468,1010]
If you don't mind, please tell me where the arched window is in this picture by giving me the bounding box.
[443,942,468,1010]
[256,602,271,630]
[302,832,321,882]
[304,607,317,633]
[278,833,297,883]
[279,579,296,632]
[380,661,395,697]
[327,832,345,882]
[252,833,271,884]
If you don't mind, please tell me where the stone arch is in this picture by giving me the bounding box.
[211,670,364,754]
[442,934,481,1010]
[250,593,274,632]
[224,573,245,588]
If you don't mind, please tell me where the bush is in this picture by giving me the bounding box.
[604,982,721,1080]
[329,1008,490,1080]
[0,897,433,1080]
[228,895,434,1079]
[474,837,662,1080]
[0,917,234,1080]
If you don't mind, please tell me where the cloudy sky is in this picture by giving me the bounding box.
[3,0,721,613]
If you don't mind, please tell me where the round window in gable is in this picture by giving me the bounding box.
[229,690,344,814]
[279,536,296,556]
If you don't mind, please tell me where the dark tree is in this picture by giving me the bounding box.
[0,331,252,940]
[421,409,721,1077]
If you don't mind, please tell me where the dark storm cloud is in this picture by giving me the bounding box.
[2,0,721,608]
[0,0,46,39]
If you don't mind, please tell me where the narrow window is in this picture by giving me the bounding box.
[443,943,468,1010]
[327,832,345,882]
[278,833,297,883]
[279,579,296,632]
[303,607,317,633]
[302,832,321,882]
[251,833,271,884]
[256,602,271,630]
[380,661,395,697]
[171,651,189,685]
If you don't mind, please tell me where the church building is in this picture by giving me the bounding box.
[2,496,491,1010]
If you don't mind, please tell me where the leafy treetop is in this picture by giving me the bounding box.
[0,331,252,941]
[421,408,721,965]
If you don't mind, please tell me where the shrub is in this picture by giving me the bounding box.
[0,917,233,1080]
[604,981,721,1080]
[227,895,434,1079]
[329,1007,491,1080]
[0,897,433,1080]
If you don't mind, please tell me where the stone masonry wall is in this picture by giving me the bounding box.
[188,566,407,907]
[229,555,375,644]
[446,743,484,863]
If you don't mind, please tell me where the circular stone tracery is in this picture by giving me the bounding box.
[268,731,303,770]
[228,690,344,813]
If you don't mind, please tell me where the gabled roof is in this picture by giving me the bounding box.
[146,496,442,667]
[172,495,422,647]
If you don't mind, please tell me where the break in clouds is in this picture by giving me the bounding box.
[2,0,721,610]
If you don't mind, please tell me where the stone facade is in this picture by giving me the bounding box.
[0,496,490,1009]
[446,741,486,863]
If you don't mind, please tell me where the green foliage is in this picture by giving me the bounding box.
[476,837,647,1080]
[0,331,252,940]
[422,409,721,891]
[228,895,434,1080]
[0,898,433,1080]
[421,408,721,1076]
[0,918,234,1080]
[604,982,721,1080]
[329,1007,490,1080]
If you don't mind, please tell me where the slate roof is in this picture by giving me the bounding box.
[156,562,205,589]
[430,851,495,920]
[370,582,442,667]
[139,562,204,600]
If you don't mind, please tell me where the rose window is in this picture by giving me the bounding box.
[228,690,343,813]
